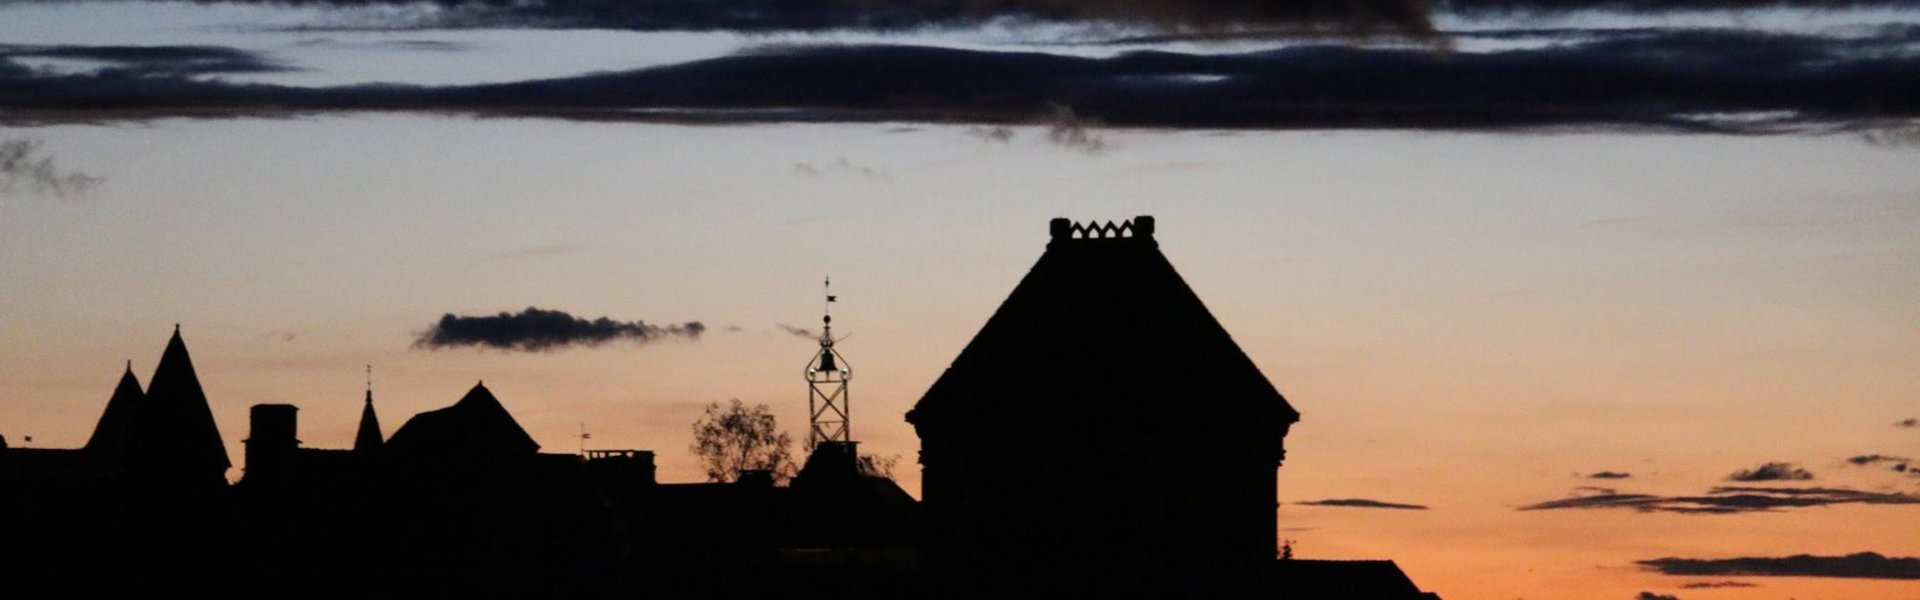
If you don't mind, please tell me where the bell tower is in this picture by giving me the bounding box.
[805,277,851,450]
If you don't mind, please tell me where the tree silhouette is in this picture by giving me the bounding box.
[857,452,899,478]
[690,398,796,483]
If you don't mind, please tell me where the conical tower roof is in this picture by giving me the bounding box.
[132,325,231,485]
[354,389,384,453]
[84,361,144,463]
[909,217,1298,451]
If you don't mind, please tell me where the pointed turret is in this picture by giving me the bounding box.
[132,325,231,487]
[354,389,384,453]
[83,361,144,468]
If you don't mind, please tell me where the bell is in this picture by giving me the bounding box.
[817,348,840,372]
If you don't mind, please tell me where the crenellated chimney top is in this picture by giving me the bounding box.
[1049,215,1155,245]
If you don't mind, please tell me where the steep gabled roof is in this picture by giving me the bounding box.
[908,217,1298,438]
[386,382,539,460]
[136,326,231,474]
[353,389,384,453]
[83,361,144,462]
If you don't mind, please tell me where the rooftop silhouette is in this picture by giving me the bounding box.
[2,217,1438,599]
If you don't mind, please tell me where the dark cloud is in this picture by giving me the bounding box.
[413,307,705,352]
[6,27,1920,134]
[778,324,817,339]
[1444,0,1920,12]
[1588,471,1633,479]
[0,43,291,77]
[291,38,471,52]
[1727,462,1814,482]
[793,157,889,180]
[1518,486,1920,514]
[1042,103,1111,153]
[1636,592,1679,600]
[189,0,1439,34]
[1294,498,1430,510]
[1898,418,1918,428]
[0,137,103,200]
[1846,454,1919,478]
[1638,552,1920,580]
[1847,454,1912,466]
[1677,581,1757,589]
[966,126,1016,144]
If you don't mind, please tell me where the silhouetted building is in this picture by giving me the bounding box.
[908,216,1436,599]
[385,381,540,465]
[2,326,229,491]
[2,327,237,596]
[5,228,1441,598]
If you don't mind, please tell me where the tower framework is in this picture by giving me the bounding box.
[805,278,851,449]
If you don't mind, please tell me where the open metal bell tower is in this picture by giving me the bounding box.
[806,277,851,449]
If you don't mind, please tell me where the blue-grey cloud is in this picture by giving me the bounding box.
[1639,552,1920,580]
[0,43,291,77]
[5,27,1920,134]
[1294,498,1430,510]
[0,137,103,199]
[178,0,1440,34]
[414,307,705,351]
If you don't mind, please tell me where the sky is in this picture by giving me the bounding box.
[3,2,1920,599]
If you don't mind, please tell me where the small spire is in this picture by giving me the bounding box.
[822,276,835,332]
[125,359,132,374]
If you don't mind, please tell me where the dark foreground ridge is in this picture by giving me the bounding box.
[2,217,1439,599]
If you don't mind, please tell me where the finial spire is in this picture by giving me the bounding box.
[817,273,833,330]
[806,276,852,449]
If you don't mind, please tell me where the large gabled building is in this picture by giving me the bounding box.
[908,217,1436,599]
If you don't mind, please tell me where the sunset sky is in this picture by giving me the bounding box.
[4,2,1919,599]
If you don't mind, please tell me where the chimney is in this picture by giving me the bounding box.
[243,404,299,487]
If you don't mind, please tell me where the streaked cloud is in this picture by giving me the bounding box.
[1677,581,1757,589]
[1294,498,1430,510]
[1519,486,1920,514]
[179,0,1441,34]
[6,28,1920,135]
[1638,552,1920,580]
